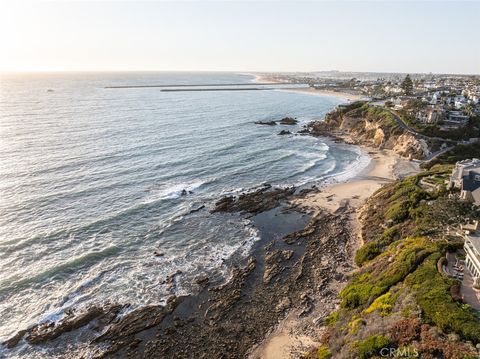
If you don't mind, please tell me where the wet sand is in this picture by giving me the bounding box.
[293,146,420,214]
[251,145,420,359]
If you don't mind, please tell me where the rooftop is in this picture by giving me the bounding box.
[462,171,480,192]
[466,234,480,255]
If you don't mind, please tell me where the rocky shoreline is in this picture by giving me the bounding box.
[3,108,409,358]
[3,185,358,358]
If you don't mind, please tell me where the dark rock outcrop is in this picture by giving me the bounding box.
[189,205,205,214]
[254,121,277,126]
[4,304,126,348]
[108,210,355,359]
[211,186,296,214]
[278,130,291,135]
[278,117,298,125]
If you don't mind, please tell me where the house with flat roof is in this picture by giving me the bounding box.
[464,234,480,288]
[448,159,480,204]
[440,111,469,130]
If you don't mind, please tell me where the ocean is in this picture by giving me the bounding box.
[0,72,369,355]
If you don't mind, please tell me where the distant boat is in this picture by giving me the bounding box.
[47,89,54,92]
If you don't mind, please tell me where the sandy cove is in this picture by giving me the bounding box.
[293,146,421,215]
[251,145,420,359]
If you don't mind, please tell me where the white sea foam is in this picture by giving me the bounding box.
[152,180,206,201]
[321,147,372,185]
[0,72,365,357]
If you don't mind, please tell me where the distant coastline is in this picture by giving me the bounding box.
[252,73,366,102]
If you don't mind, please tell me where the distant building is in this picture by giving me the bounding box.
[449,158,480,204]
[384,85,403,94]
[416,106,442,124]
[440,111,469,130]
[454,95,467,109]
[391,96,410,110]
[423,81,437,89]
[472,95,479,105]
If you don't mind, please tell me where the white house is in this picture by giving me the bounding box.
[454,95,467,110]
[464,234,480,288]
[449,159,480,204]
[440,111,469,130]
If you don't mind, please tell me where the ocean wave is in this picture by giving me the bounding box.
[0,246,120,297]
[320,148,372,185]
[147,180,205,201]
[0,181,207,256]
[0,73,362,356]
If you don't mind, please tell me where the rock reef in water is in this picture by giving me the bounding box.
[278,117,298,125]
[211,185,296,214]
[3,304,126,348]
[254,120,277,126]
[254,117,298,126]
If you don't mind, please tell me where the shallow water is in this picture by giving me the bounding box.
[0,72,369,351]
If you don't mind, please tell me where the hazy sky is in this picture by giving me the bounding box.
[1,1,479,74]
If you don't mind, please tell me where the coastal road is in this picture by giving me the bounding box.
[385,108,458,145]
[421,146,455,162]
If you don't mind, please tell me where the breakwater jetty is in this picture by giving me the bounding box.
[104,82,291,89]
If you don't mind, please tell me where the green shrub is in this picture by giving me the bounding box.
[424,143,480,169]
[386,201,410,222]
[316,346,332,359]
[385,177,430,224]
[405,253,480,343]
[341,237,434,308]
[324,311,340,326]
[355,226,402,267]
[348,316,366,334]
[355,242,381,267]
[364,292,396,316]
[355,335,391,359]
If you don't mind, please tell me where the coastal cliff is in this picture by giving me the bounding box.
[305,161,480,359]
[306,102,431,160]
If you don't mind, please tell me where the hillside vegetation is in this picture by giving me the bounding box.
[306,163,480,359]
[308,102,432,159]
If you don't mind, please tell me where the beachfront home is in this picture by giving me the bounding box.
[464,233,480,288]
[449,159,480,204]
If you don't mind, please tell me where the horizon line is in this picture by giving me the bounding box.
[1,69,479,76]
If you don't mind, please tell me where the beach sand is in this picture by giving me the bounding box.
[252,74,367,102]
[251,147,420,359]
[294,146,420,214]
[279,87,366,102]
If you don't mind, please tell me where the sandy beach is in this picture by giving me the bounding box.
[251,146,420,359]
[293,146,420,214]
[252,74,367,102]
[279,87,366,102]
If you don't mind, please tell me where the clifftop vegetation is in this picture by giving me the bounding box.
[307,102,431,160]
[306,161,480,359]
